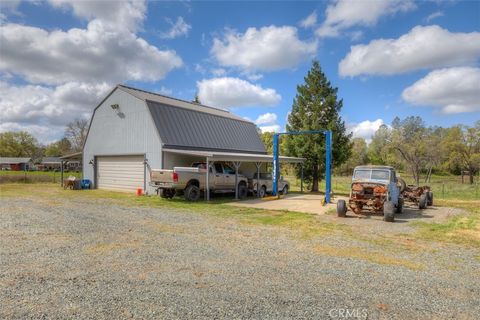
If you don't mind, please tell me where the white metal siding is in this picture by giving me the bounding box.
[97,156,144,192]
[83,88,162,194]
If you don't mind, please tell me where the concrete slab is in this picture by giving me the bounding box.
[228,193,348,215]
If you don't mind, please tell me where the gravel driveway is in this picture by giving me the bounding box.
[1,195,479,319]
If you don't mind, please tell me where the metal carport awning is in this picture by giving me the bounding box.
[162,148,306,201]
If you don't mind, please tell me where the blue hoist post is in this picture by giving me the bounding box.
[272,130,332,204]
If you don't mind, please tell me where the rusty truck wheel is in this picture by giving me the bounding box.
[383,201,395,222]
[337,200,347,217]
[419,193,428,209]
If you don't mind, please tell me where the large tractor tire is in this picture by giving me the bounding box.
[337,200,347,217]
[419,193,428,209]
[383,201,395,222]
[184,184,201,202]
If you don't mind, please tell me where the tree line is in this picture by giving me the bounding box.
[338,118,480,185]
[0,118,89,160]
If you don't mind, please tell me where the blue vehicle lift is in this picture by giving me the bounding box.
[272,130,332,204]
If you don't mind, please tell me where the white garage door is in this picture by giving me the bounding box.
[97,155,144,192]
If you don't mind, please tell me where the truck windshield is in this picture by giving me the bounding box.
[354,169,390,180]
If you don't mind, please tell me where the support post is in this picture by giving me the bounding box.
[255,162,261,198]
[143,156,147,194]
[206,157,210,201]
[233,162,241,200]
[272,133,279,196]
[325,130,332,204]
[60,160,64,187]
[300,163,304,193]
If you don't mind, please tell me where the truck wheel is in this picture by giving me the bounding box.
[281,185,289,195]
[258,186,266,198]
[383,201,395,222]
[184,185,200,202]
[395,198,403,214]
[427,191,433,206]
[337,200,347,217]
[397,177,406,193]
[238,184,248,199]
[419,193,427,209]
[160,189,174,199]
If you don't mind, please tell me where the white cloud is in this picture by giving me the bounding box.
[0,81,111,142]
[316,0,415,38]
[158,86,172,96]
[258,125,281,133]
[300,11,317,28]
[402,67,480,114]
[48,0,146,32]
[255,113,277,125]
[159,16,191,39]
[348,119,384,142]
[211,25,317,72]
[211,68,227,77]
[339,25,480,77]
[426,11,444,23]
[197,77,281,109]
[0,22,182,85]
[254,112,280,133]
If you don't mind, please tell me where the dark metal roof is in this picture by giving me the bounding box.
[147,100,266,154]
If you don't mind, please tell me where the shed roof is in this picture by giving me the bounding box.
[0,157,32,164]
[163,148,305,163]
[147,100,266,154]
[41,157,61,163]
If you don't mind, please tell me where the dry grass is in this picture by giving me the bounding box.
[313,245,424,270]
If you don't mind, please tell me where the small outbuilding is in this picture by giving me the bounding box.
[83,85,302,193]
[0,157,32,171]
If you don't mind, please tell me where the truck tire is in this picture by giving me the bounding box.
[419,193,427,209]
[337,199,347,217]
[395,198,403,214]
[281,185,289,195]
[160,189,174,199]
[427,191,433,206]
[258,186,266,198]
[184,185,201,202]
[238,184,248,199]
[397,177,406,193]
[383,201,395,222]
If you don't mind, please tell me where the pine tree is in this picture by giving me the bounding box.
[285,60,352,191]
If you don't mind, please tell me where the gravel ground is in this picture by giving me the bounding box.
[1,196,479,319]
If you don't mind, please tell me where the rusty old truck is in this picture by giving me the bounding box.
[150,162,248,201]
[337,166,403,222]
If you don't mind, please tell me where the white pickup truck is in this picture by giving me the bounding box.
[150,162,249,201]
[249,173,290,198]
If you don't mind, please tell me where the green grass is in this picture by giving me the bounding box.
[286,173,479,200]
[411,199,480,247]
[0,170,81,184]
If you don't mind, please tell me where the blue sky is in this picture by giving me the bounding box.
[0,0,479,144]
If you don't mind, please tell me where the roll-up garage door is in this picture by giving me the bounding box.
[97,155,144,192]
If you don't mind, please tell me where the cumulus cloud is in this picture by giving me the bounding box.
[0,0,184,143]
[197,77,281,109]
[300,11,317,28]
[159,16,191,39]
[0,81,111,142]
[348,119,384,142]
[254,112,280,133]
[211,25,317,72]
[402,67,480,114]
[426,11,444,23]
[316,0,415,38]
[339,25,480,77]
[0,22,182,85]
[48,0,146,32]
